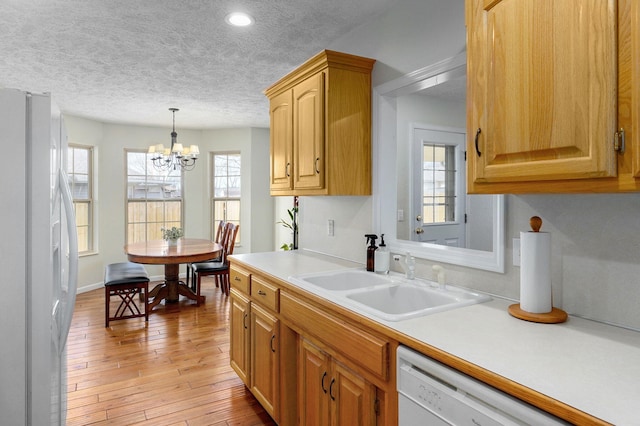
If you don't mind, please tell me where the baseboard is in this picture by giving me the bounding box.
[76,274,179,294]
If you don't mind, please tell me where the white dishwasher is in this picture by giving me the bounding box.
[397,346,569,425]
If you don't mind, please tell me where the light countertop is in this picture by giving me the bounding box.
[230,250,640,425]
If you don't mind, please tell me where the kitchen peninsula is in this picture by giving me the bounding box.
[229,250,640,425]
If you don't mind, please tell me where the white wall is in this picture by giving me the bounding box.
[65,115,273,290]
[296,0,640,331]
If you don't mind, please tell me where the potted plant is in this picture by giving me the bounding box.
[161,226,184,246]
[277,196,298,251]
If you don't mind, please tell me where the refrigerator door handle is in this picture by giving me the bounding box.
[58,169,78,352]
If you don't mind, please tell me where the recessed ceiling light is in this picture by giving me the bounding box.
[225,12,254,27]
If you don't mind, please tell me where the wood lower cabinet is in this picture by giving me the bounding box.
[229,289,250,385]
[251,304,279,419]
[300,339,376,426]
[229,264,395,425]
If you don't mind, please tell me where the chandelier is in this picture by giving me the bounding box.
[148,108,199,171]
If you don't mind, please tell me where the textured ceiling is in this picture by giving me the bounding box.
[1,0,398,129]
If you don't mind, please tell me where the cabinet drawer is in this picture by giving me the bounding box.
[251,276,280,312]
[280,291,388,380]
[230,266,251,295]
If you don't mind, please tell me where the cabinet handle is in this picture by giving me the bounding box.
[286,162,291,177]
[321,371,328,394]
[234,276,241,281]
[258,290,266,296]
[614,128,626,153]
[242,313,247,329]
[315,157,320,174]
[270,335,276,353]
[329,378,336,401]
[474,128,482,157]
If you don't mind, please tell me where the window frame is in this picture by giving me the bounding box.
[67,143,94,255]
[211,151,241,245]
[125,149,184,244]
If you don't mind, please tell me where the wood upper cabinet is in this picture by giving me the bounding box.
[270,90,293,191]
[265,50,375,196]
[299,338,376,426]
[293,72,325,191]
[466,0,626,193]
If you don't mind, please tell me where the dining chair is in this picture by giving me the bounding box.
[191,222,239,302]
[186,220,225,290]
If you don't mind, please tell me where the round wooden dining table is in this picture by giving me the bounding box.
[124,238,222,310]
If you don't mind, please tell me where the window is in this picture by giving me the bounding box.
[67,144,93,253]
[422,143,456,224]
[126,150,182,244]
[212,152,241,244]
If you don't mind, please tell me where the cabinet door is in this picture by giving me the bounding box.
[293,72,325,190]
[270,90,293,191]
[251,303,279,419]
[299,339,331,426]
[467,0,617,183]
[229,289,250,385]
[331,361,376,426]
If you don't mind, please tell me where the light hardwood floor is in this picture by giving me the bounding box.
[66,276,276,426]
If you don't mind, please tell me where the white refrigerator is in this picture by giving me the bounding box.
[0,89,78,425]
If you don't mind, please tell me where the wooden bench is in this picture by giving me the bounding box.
[104,262,150,327]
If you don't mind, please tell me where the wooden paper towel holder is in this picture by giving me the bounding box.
[508,216,568,324]
[508,304,567,323]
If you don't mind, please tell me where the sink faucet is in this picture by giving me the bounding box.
[393,252,415,280]
[432,265,445,290]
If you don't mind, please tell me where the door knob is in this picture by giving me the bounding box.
[415,227,424,234]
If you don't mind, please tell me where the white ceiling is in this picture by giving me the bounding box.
[1,0,399,129]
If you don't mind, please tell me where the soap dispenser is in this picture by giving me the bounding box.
[364,234,378,272]
[374,234,390,274]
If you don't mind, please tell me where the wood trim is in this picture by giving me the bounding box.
[264,50,375,98]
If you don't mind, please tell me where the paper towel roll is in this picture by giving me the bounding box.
[520,231,552,313]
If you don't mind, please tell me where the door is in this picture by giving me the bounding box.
[293,72,325,190]
[270,90,293,191]
[230,290,250,385]
[251,304,279,419]
[412,126,466,247]
[467,0,617,183]
[299,339,331,426]
[331,361,375,426]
